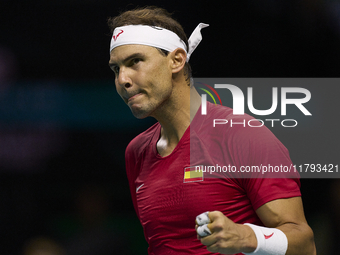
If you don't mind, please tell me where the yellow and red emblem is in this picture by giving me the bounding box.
[184,165,204,183]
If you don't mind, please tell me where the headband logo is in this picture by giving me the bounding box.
[113,29,124,41]
[150,26,163,30]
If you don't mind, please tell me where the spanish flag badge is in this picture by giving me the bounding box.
[184,165,204,183]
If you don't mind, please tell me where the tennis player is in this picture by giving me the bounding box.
[108,6,316,255]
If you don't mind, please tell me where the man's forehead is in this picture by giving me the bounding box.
[110,44,157,62]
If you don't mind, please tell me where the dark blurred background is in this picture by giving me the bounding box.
[0,0,339,254]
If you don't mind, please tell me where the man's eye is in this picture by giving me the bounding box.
[113,66,119,74]
[132,58,141,65]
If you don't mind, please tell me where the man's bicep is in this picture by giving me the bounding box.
[255,196,307,228]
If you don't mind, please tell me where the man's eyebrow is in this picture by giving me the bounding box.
[109,52,145,68]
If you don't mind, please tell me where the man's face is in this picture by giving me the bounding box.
[109,44,173,119]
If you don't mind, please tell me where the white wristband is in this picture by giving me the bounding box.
[243,223,288,255]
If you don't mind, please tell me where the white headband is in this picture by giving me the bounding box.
[110,23,209,61]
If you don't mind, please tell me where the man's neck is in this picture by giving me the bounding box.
[154,85,201,157]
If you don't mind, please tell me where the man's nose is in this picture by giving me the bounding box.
[117,67,132,89]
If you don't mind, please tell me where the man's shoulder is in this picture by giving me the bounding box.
[206,102,253,121]
[206,102,234,117]
[125,122,160,157]
[198,102,260,135]
[199,102,282,148]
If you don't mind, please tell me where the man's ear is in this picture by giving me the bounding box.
[170,48,187,74]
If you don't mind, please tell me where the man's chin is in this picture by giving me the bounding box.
[130,108,150,119]
[133,113,148,119]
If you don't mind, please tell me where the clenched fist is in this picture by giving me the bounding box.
[195,211,257,254]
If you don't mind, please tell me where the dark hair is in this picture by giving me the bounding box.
[108,6,192,84]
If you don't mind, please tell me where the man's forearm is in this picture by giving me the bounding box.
[278,222,316,255]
